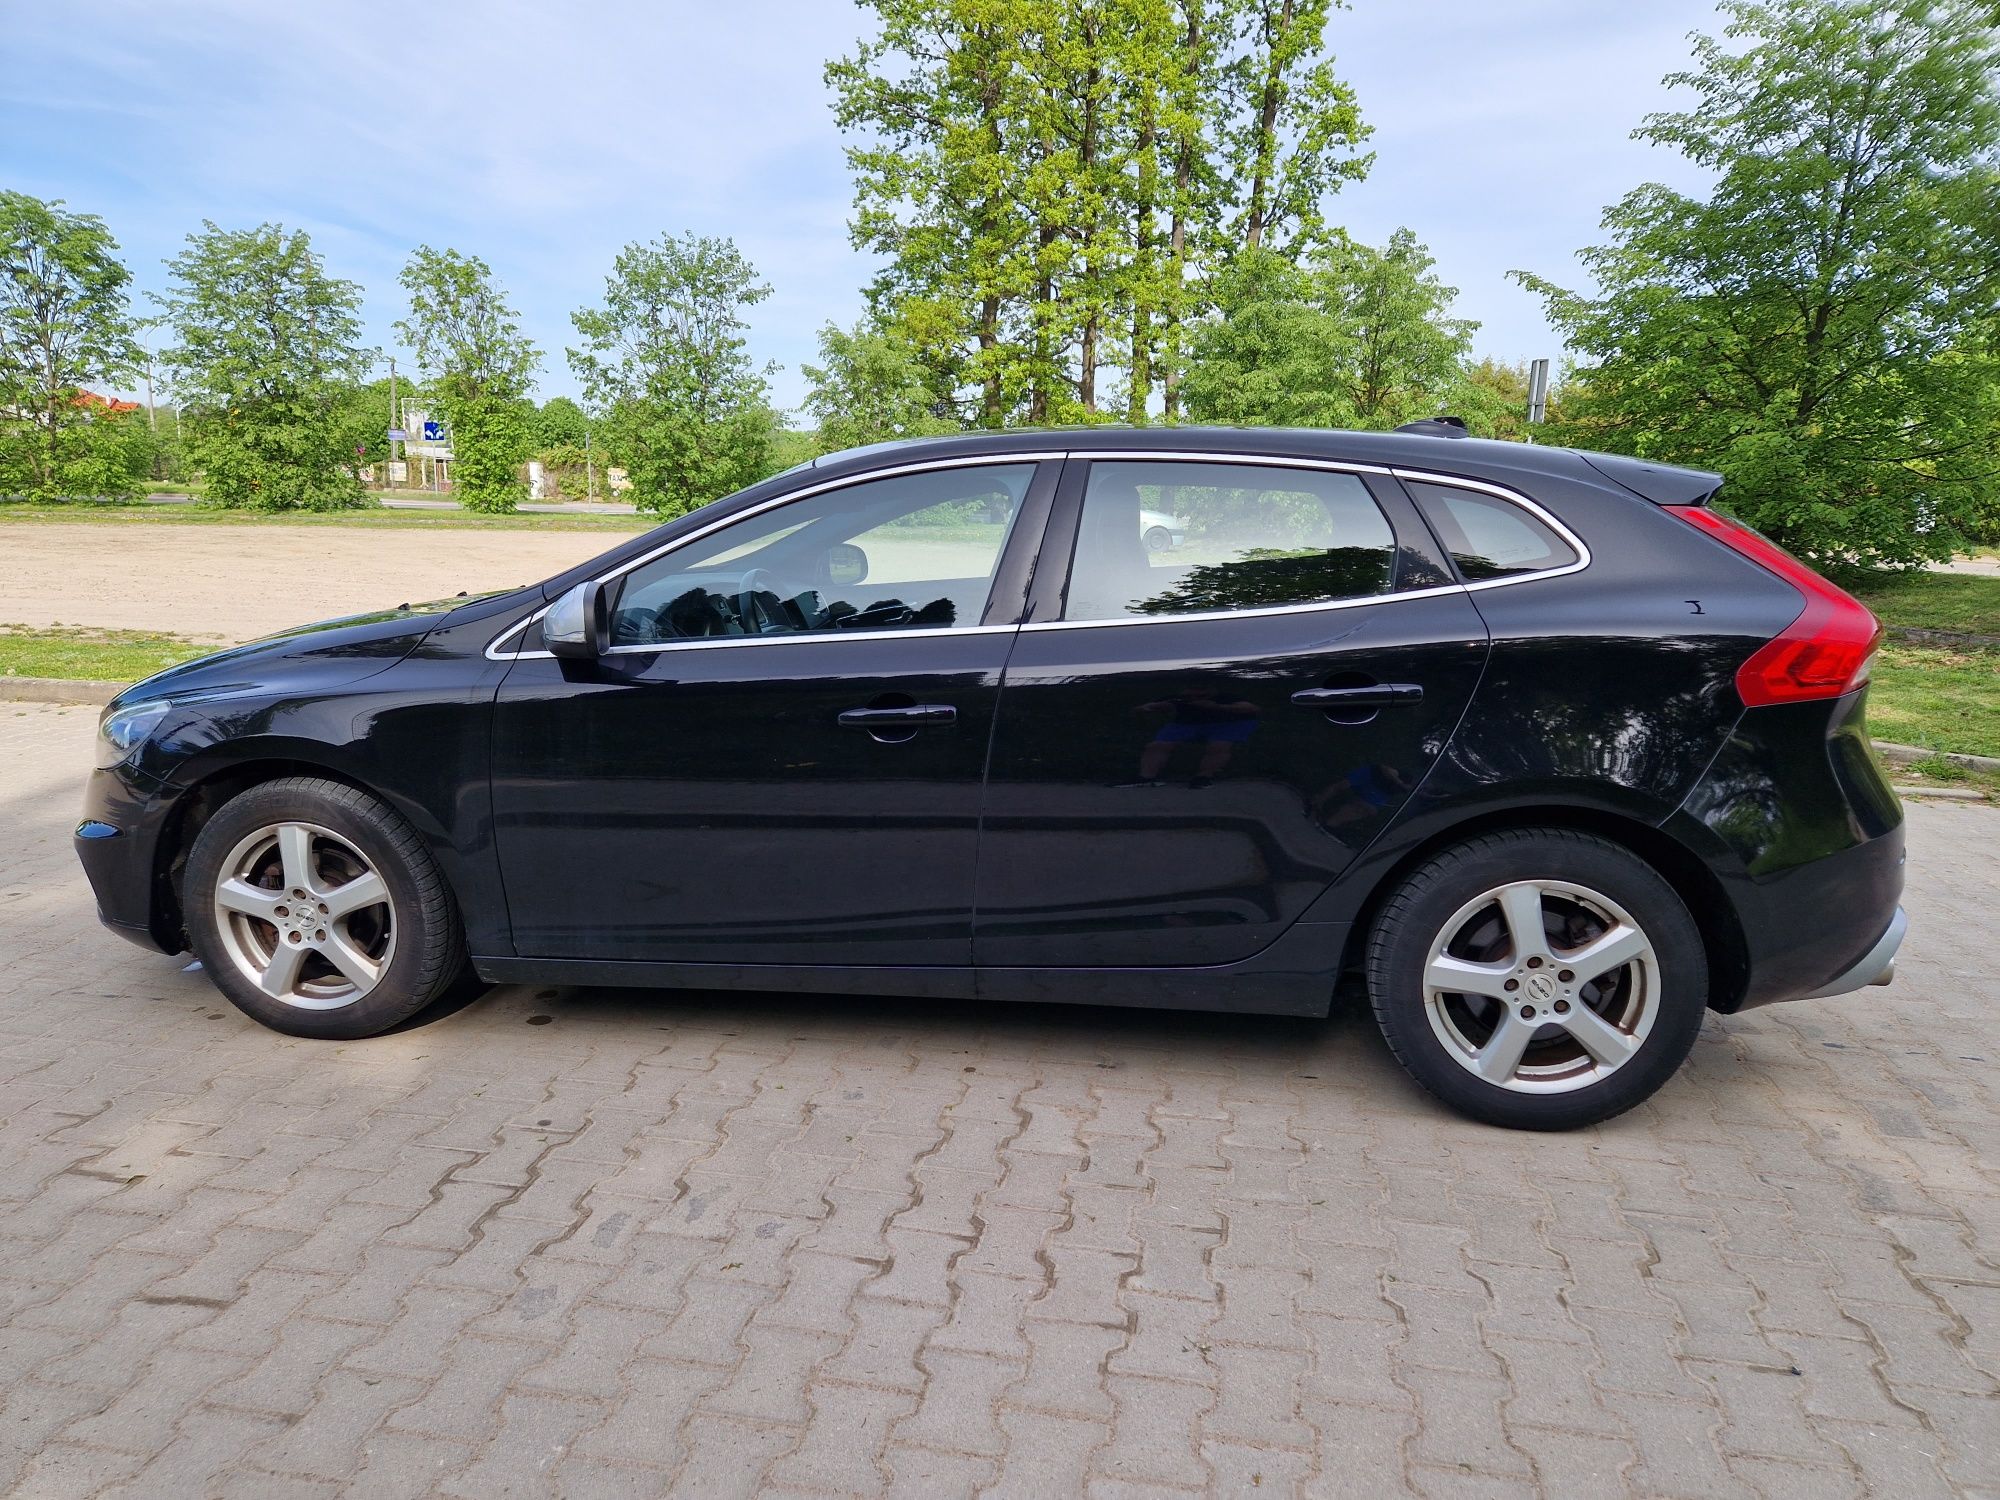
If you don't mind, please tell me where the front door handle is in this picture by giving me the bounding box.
[837,703,958,729]
[1291,684,1424,708]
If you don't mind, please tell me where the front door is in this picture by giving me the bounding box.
[491,459,1053,966]
[974,456,1489,969]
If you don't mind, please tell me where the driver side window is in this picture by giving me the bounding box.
[605,463,1036,645]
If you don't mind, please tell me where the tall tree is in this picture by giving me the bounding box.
[155,222,372,511]
[567,232,776,518]
[1515,0,2000,568]
[0,192,143,499]
[831,1,1032,426]
[1178,248,1349,426]
[1321,228,1474,428]
[830,0,1368,425]
[801,319,956,454]
[1181,229,1474,429]
[396,246,540,513]
[1223,0,1370,255]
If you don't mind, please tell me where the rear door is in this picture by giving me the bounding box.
[972,455,1489,969]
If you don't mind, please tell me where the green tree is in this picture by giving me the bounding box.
[1179,248,1349,426]
[396,246,539,513]
[0,192,143,499]
[330,375,401,478]
[533,395,589,449]
[1221,0,1371,257]
[1320,228,1474,429]
[1515,0,2000,568]
[1181,228,1474,428]
[801,320,956,453]
[155,222,372,511]
[1447,358,1540,442]
[567,233,776,518]
[829,0,1368,425]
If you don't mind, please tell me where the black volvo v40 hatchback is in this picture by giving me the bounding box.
[76,427,1906,1129]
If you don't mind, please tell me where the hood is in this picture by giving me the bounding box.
[108,591,503,712]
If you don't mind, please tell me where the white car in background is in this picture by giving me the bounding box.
[1140,508,1186,552]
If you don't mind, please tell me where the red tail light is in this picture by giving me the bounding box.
[1668,506,1884,707]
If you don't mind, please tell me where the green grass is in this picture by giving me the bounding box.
[0,501,650,533]
[0,625,213,684]
[1866,643,2000,758]
[1846,570,2000,638]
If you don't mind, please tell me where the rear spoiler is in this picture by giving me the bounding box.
[1579,451,1723,507]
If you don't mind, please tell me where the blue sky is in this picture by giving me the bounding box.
[3,0,1720,413]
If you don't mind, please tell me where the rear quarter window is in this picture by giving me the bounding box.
[1404,480,1579,581]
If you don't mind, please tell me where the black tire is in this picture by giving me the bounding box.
[1366,828,1705,1130]
[183,776,469,1039]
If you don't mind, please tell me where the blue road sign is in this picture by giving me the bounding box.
[422,420,445,442]
[386,427,407,441]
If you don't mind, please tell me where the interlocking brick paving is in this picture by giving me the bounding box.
[2,700,1995,1497]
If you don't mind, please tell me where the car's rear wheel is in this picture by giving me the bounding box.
[1366,828,1705,1129]
[1143,525,1174,553]
[183,776,468,1039]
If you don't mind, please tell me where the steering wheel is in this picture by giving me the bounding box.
[734,567,782,634]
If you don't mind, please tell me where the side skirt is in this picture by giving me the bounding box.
[472,920,1348,1019]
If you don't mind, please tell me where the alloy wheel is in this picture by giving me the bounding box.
[211,821,396,1010]
[1421,878,1660,1094]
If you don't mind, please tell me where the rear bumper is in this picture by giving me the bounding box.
[1807,905,1905,998]
[1670,689,1906,1012]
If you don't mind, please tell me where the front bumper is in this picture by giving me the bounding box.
[1806,905,1906,998]
[74,763,184,954]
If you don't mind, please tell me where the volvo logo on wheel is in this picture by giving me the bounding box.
[1524,972,1559,1004]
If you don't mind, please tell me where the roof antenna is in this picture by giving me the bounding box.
[1396,416,1469,438]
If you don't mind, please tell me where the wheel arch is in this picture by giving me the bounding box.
[152,753,445,952]
[1337,804,1749,1014]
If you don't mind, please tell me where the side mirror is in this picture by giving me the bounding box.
[545,579,608,660]
[826,543,869,587]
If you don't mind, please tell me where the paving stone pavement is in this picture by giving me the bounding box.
[1,698,1996,1499]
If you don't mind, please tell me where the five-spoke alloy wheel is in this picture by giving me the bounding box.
[184,777,468,1039]
[212,821,396,1009]
[1368,828,1705,1129]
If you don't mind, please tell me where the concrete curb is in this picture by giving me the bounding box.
[1873,741,2000,773]
[1893,785,1993,801]
[0,678,124,706]
[1887,625,2000,651]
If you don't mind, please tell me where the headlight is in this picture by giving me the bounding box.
[95,699,172,769]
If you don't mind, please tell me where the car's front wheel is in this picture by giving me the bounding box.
[183,776,469,1039]
[1366,828,1706,1129]
[1142,525,1174,553]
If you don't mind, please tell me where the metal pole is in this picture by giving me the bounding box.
[586,427,595,503]
[1525,358,1551,443]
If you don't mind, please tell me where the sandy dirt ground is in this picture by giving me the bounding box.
[1,523,617,642]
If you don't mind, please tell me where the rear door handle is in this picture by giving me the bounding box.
[837,704,958,729]
[1291,684,1424,708]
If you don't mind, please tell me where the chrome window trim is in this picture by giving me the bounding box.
[1019,580,1468,633]
[483,450,1590,659]
[1389,468,1592,590]
[484,452,1064,661]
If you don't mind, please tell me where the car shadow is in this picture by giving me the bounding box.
[409,971,1413,1095]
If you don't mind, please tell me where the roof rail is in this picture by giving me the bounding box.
[1396,416,1469,439]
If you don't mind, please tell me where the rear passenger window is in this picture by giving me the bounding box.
[1063,461,1397,621]
[1404,480,1578,581]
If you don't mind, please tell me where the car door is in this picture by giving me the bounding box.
[973,454,1490,970]
[490,457,1058,967]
